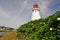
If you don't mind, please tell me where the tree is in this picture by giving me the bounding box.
[17,11,60,40]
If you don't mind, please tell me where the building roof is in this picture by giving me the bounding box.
[33,3,39,8]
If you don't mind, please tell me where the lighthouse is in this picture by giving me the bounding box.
[31,3,41,20]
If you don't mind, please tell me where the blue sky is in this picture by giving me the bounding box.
[0,0,60,29]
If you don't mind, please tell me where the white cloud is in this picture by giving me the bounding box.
[0,8,9,18]
[0,0,59,29]
[38,0,52,17]
[0,7,26,29]
[0,0,30,29]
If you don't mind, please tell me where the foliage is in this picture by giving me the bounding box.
[17,11,60,40]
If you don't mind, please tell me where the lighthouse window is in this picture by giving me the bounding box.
[34,10,37,12]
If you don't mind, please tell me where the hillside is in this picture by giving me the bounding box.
[0,26,14,37]
[0,11,60,40]
[0,30,17,40]
[0,26,14,32]
[17,11,60,40]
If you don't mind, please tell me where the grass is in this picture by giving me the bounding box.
[0,30,17,40]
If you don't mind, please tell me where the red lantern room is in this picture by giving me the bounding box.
[33,3,39,8]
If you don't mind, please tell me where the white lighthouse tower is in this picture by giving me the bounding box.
[31,3,41,20]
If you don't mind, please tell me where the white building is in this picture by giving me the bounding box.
[31,3,41,20]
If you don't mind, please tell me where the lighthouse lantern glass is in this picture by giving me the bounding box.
[33,4,38,8]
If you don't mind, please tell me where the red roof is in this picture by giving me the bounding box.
[33,3,38,8]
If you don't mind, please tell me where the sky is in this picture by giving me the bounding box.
[0,0,60,29]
